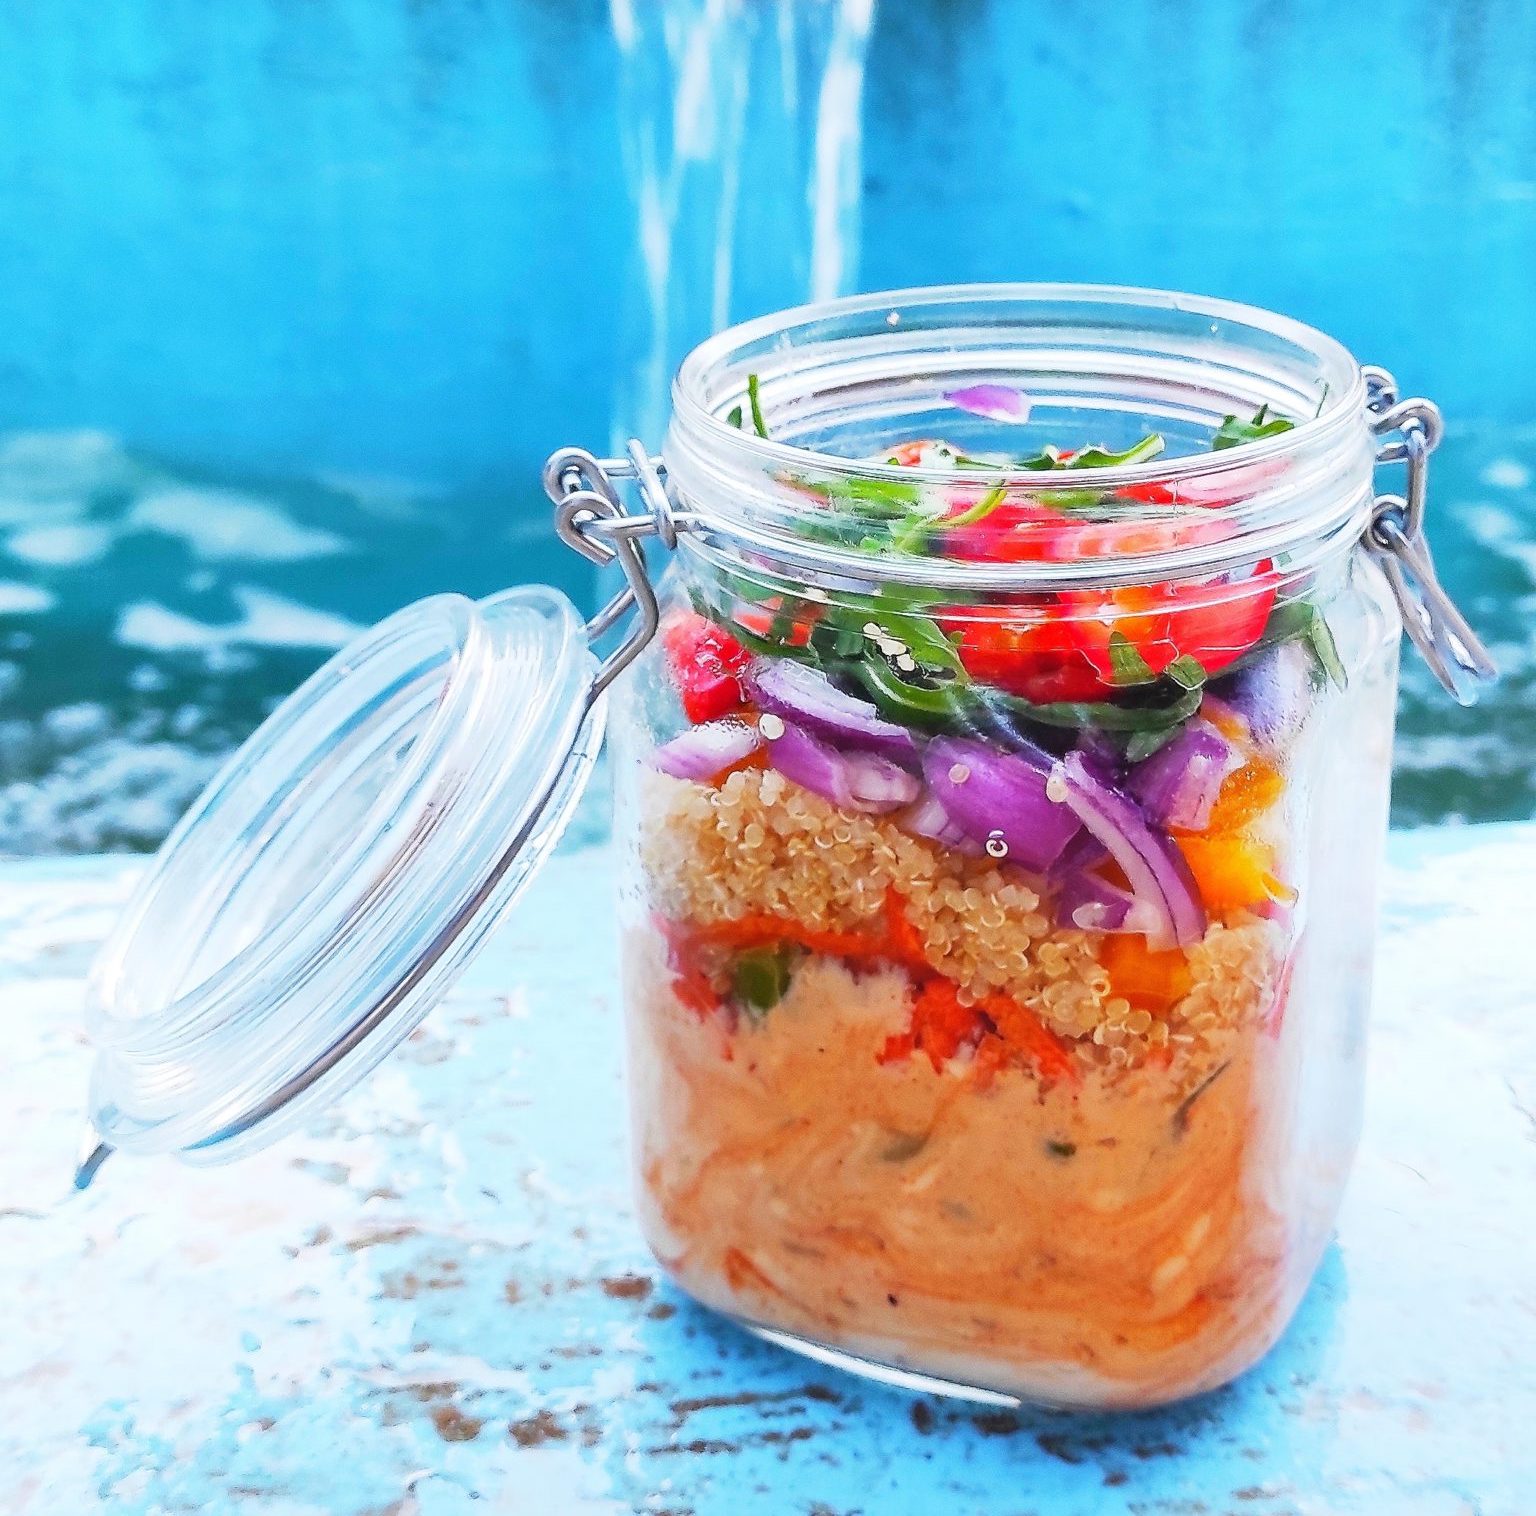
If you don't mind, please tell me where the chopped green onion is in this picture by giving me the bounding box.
[733,945,797,1015]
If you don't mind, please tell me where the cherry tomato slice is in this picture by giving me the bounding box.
[1065,569,1278,682]
[942,604,1113,703]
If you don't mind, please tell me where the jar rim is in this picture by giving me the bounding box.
[663,282,1373,588]
[671,281,1365,486]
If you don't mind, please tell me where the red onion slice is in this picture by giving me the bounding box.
[944,383,1032,425]
[1051,750,1206,950]
[922,736,1082,871]
[1127,720,1237,833]
[893,791,981,851]
[765,718,921,814]
[1055,871,1165,936]
[1208,641,1313,753]
[746,658,920,762]
[653,718,764,781]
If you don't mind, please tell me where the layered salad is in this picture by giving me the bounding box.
[621,388,1351,1406]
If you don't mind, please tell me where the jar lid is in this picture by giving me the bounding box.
[76,584,603,1184]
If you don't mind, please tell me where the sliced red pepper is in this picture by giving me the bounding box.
[1065,568,1278,683]
[661,610,752,724]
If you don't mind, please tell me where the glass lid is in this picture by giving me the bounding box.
[76,584,603,1184]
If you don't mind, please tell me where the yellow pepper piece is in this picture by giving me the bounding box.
[1100,933,1194,1014]
[1177,831,1284,916]
[1203,757,1285,835]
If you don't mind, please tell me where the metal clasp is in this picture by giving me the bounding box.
[542,440,683,700]
[1361,366,1495,705]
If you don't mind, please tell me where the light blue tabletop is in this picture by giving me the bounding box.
[2,823,1533,1516]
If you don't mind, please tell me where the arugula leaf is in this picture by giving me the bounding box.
[1061,434,1167,470]
[892,484,1007,555]
[1220,596,1347,689]
[1123,725,1183,763]
[982,681,1206,734]
[1212,404,1295,451]
[747,372,770,439]
[1164,654,1207,691]
[1304,605,1347,688]
[1107,630,1159,687]
[944,484,1008,530]
[793,473,921,515]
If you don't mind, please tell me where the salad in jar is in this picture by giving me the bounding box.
[618,381,1372,1408]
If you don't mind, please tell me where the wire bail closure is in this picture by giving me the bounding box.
[543,441,683,699]
[1361,366,1496,705]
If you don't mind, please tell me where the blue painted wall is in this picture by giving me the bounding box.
[5,1,1533,483]
[862,0,1536,432]
[0,0,625,489]
[0,0,1530,848]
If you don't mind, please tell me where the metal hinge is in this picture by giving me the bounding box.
[1361,366,1495,704]
[542,441,682,699]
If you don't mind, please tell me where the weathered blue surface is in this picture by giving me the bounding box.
[2,824,1533,1514]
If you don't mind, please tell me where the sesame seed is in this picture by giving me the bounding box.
[759,714,785,740]
[948,763,970,784]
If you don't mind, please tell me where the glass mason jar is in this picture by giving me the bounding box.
[74,284,1491,1413]
[593,286,1491,1410]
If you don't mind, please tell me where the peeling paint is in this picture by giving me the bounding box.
[0,837,1532,1515]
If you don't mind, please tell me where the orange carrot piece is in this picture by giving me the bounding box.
[911,978,981,1071]
[980,993,1080,1086]
[882,887,932,972]
[672,965,721,1021]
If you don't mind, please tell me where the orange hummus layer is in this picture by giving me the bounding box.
[625,938,1305,1408]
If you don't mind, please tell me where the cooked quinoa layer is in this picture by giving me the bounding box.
[638,767,1284,1080]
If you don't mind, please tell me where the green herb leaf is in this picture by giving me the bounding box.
[1212,404,1295,451]
[1063,434,1167,470]
[1123,725,1182,763]
[726,404,744,429]
[1164,654,1207,691]
[1304,605,1347,688]
[733,945,797,1015]
[747,372,770,440]
[791,473,921,517]
[980,680,1206,734]
[1044,1138,1077,1159]
[1107,630,1159,687]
